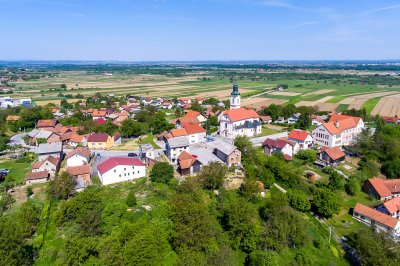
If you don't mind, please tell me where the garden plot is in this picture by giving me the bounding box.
[241,97,288,110]
[338,91,399,110]
[371,94,400,117]
[268,91,302,96]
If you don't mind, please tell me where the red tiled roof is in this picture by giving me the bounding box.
[70,133,84,143]
[178,151,197,169]
[329,114,361,124]
[93,110,107,117]
[182,123,206,134]
[32,161,43,169]
[383,116,398,123]
[65,147,91,160]
[283,154,293,161]
[171,128,188,137]
[223,108,259,122]
[354,203,398,228]
[367,178,392,198]
[66,165,90,176]
[288,129,310,141]
[95,118,107,125]
[45,155,60,166]
[37,119,57,128]
[323,146,346,160]
[383,197,400,214]
[383,179,400,194]
[87,133,109,143]
[97,157,144,174]
[60,132,73,141]
[25,171,49,181]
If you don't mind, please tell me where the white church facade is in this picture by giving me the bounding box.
[218,83,262,139]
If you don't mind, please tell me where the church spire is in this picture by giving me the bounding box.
[230,82,241,109]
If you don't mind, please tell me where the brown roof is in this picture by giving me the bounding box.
[69,133,84,143]
[322,114,361,135]
[87,133,109,142]
[92,110,107,117]
[25,171,49,181]
[367,178,393,198]
[260,115,272,121]
[354,203,399,228]
[288,129,310,141]
[66,165,91,176]
[6,115,20,121]
[45,155,60,166]
[178,151,197,169]
[323,146,346,160]
[383,197,400,214]
[37,119,57,128]
[223,108,260,122]
[383,179,400,194]
[65,147,91,160]
[31,161,43,169]
[262,138,290,150]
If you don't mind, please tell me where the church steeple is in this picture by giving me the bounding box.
[230,82,241,109]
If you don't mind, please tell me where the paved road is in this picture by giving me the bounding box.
[91,150,140,158]
[8,132,37,152]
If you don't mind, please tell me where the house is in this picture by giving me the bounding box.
[174,110,206,128]
[97,157,146,185]
[25,171,49,184]
[182,123,207,144]
[66,165,91,191]
[65,148,91,167]
[288,129,313,150]
[165,136,190,165]
[262,138,294,159]
[363,178,400,201]
[87,133,116,150]
[170,128,188,138]
[32,155,60,177]
[260,116,272,124]
[28,129,61,145]
[6,115,20,123]
[177,151,202,176]
[311,114,327,126]
[92,110,107,121]
[353,203,400,238]
[376,197,400,219]
[139,144,156,164]
[218,84,261,139]
[68,133,88,147]
[287,113,301,124]
[319,146,346,166]
[312,114,364,148]
[177,97,192,108]
[36,119,57,130]
[209,140,241,167]
[275,117,286,124]
[383,116,400,124]
[162,101,174,109]
[37,142,63,161]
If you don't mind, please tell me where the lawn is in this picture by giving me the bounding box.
[139,133,161,149]
[261,125,281,136]
[362,97,381,114]
[114,139,140,151]
[0,160,31,184]
[336,104,349,113]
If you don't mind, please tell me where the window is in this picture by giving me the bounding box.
[114,169,116,173]
[137,171,140,174]
[124,168,126,171]
[119,174,121,177]
[132,166,135,169]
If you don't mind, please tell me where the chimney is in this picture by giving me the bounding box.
[395,184,397,190]
[334,120,340,128]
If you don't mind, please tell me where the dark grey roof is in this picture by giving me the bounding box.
[167,136,189,148]
[37,142,62,154]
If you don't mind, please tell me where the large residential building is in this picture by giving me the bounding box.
[65,148,91,167]
[218,84,261,139]
[288,129,313,150]
[353,203,400,238]
[311,114,364,148]
[97,157,146,185]
[165,136,190,165]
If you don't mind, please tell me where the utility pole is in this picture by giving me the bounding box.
[329,227,332,243]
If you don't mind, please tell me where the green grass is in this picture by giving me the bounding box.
[362,97,381,114]
[139,133,160,149]
[0,160,31,184]
[327,96,347,103]
[261,125,280,136]
[336,104,349,113]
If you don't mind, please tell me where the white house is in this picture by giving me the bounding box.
[97,157,146,186]
[288,129,313,150]
[353,203,400,239]
[65,147,91,167]
[31,155,60,177]
[165,136,190,165]
[183,123,207,144]
[218,84,261,139]
[262,138,295,159]
[312,114,364,148]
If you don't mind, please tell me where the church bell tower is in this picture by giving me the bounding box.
[230,82,241,109]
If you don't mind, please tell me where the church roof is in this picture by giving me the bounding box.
[223,108,259,122]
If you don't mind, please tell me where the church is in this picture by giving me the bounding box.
[218,83,262,139]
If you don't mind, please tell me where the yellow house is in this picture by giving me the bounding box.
[87,133,121,150]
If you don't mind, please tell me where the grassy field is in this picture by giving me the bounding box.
[0,160,31,184]
[362,97,381,114]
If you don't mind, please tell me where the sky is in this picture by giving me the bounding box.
[1,0,400,61]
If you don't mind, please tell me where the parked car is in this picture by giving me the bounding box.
[0,168,11,173]
[128,152,138,157]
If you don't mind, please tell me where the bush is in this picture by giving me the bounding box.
[288,189,311,212]
[26,186,33,197]
[150,162,174,183]
[346,178,361,196]
[126,190,137,207]
[313,188,342,217]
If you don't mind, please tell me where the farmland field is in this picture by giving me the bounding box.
[3,67,400,113]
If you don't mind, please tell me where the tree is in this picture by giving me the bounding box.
[328,171,345,190]
[126,190,137,207]
[48,172,76,200]
[197,161,227,190]
[312,188,342,217]
[120,119,142,138]
[152,111,174,134]
[295,149,317,164]
[248,250,279,266]
[150,162,174,183]
[234,135,256,161]
[296,114,311,130]
[287,189,311,212]
[346,178,360,196]
[381,158,400,179]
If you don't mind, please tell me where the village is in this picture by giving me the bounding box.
[1,82,398,242]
